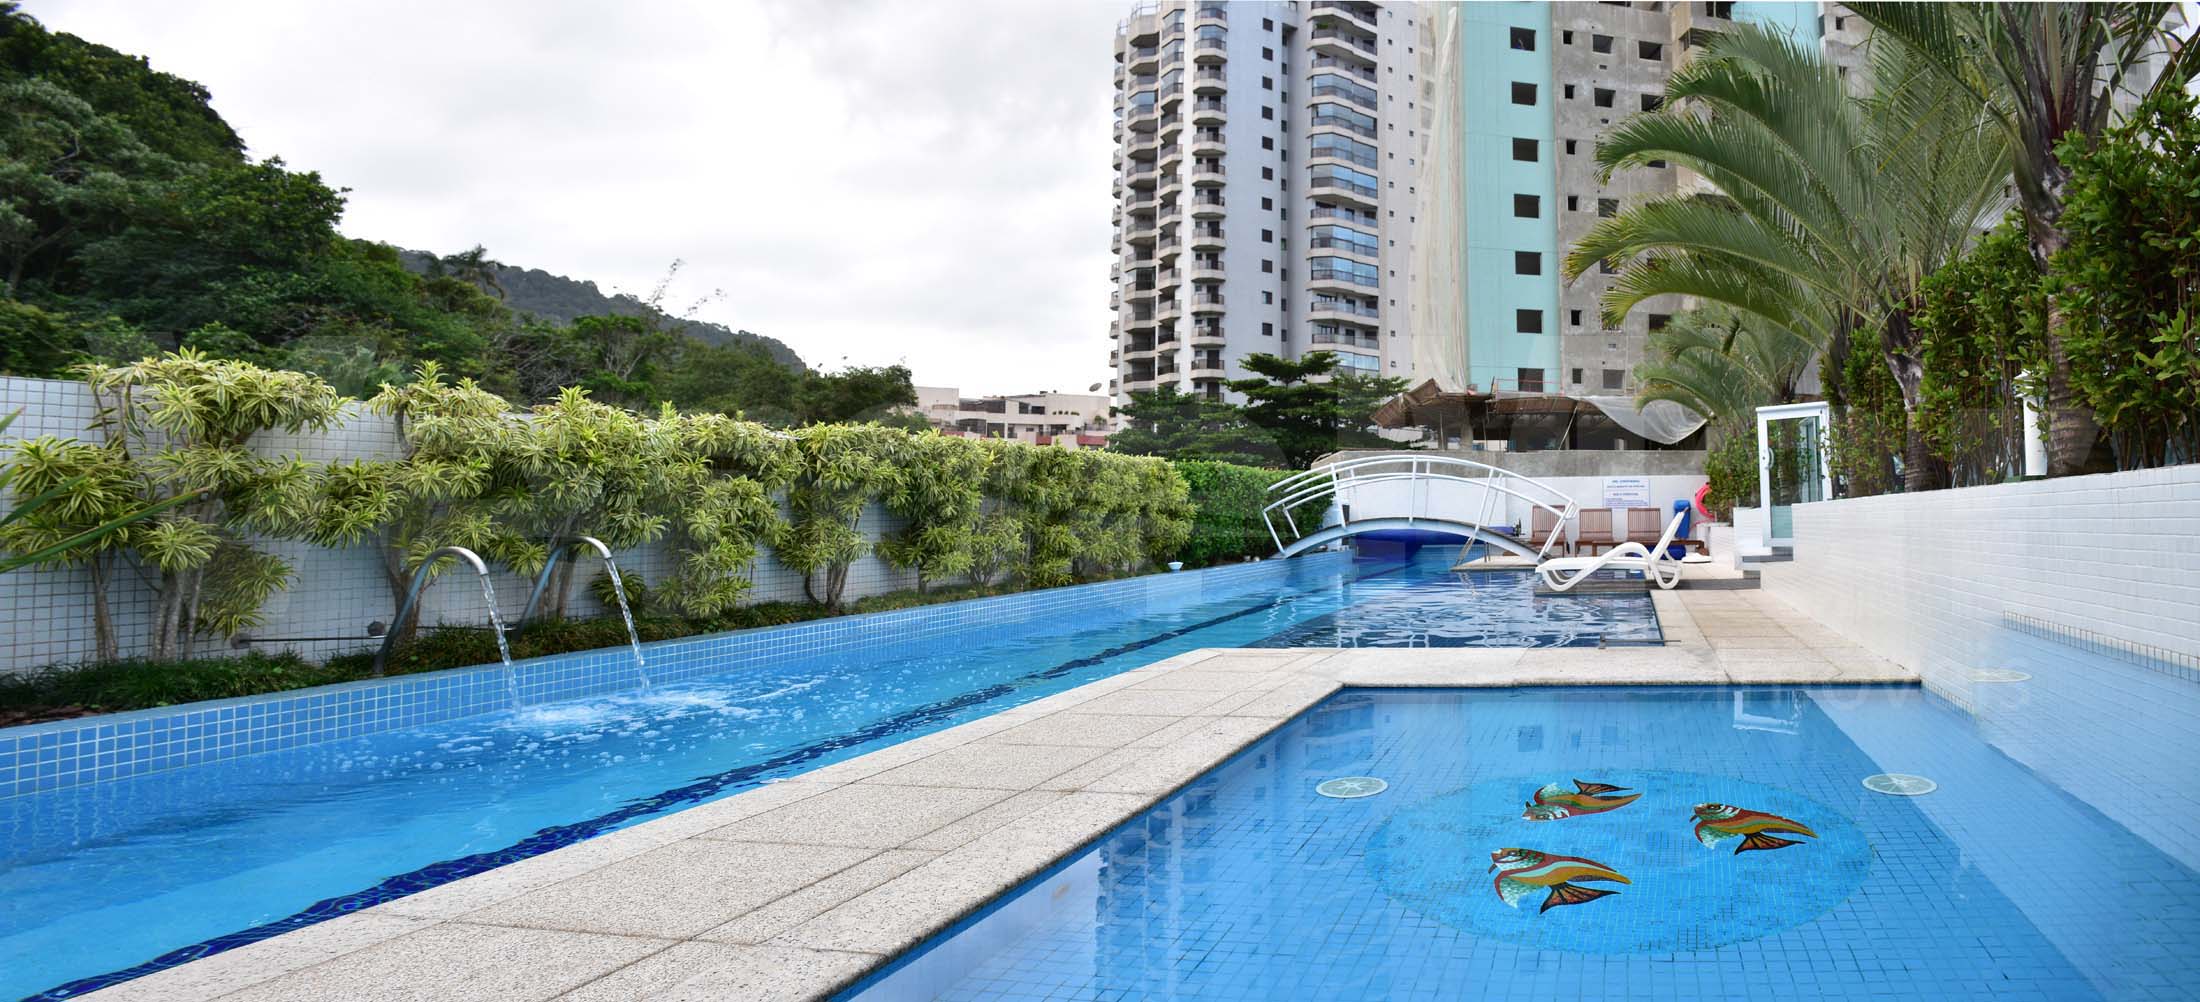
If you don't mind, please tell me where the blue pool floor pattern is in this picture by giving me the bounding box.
[842,686,2200,1002]
[0,553,1656,1001]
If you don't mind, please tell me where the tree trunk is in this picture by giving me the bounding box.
[88,555,117,663]
[2041,300,2105,477]
[1902,420,1949,494]
[381,540,418,643]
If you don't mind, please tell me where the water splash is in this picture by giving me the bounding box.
[600,554,650,689]
[475,574,518,707]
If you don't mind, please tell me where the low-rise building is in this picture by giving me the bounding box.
[912,387,1115,447]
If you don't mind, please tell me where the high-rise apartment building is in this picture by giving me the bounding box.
[1408,1,1865,398]
[1106,1,1422,406]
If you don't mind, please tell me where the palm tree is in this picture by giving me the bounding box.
[1563,23,2012,492]
[1847,2,2198,475]
[1633,306,1815,433]
[437,244,506,301]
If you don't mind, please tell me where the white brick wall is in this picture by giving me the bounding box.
[1761,464,2200,702]
[0,378,933,673]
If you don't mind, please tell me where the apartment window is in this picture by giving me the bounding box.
[1261,106,1274,120]
[1563,84,1576,100]
[1517,368,1546,392]
[1562,30,1575,44]
[1262,17,1274,29]
[1261,136,1274,150]
[1262,322,1275,336]
[1512,193,1540,218]
[1262,76,1274,90]
[1262,167,1274,179]
[1261,196,1273,209]
[1647,159,1667,168]
[1263,291,1274,304]
[1705,2,1735,18]
[1647,313,1671,331]
[1510,26,1535,50]
[1602,368,1625,390]
[1565,139,1578,155]
[1641,94,1664,112]
[1835,15,1847,30]
[1570,367,1585,385]
[1591,33,1614,54]
[1598,258,1618,275]
[1510,81,1536,105]
[1566,195,1580,211]
[1594,87,1615,108]
[1262,46,1274,59]
[1598,197,1620,217]
[1514,251,1541,275]
[1515,308,1544,333]
[1511,137,1537,161]
[1569,309,1584,326]
[1261,259,1274,273]
[1639,40,1664,60]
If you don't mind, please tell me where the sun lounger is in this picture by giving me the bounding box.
[1538,510,1695,592]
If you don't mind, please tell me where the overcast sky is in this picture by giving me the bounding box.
[37,0,1126,396]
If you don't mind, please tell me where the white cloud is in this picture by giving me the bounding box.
[33,0,1126,395]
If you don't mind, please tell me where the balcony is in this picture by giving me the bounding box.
[1189,129,1225,155]
[1127,45,1160,72]
[1310,81,1377,111]
[1309,206,1378,227]
[1189,163,1225,186]
[1308,175,1379,205]
[1308,266,1378,290]
[1190,192,1226,217]
[1156,297,1183,321]
[1189,223,1226,248]
[1190,98,1226,125]
[1309,27,1376,58]
[1308,141,1378,170]
[1193,37,1228,61]
[1191,357,1227,373]
[1195,5,1227,24]
[1308,111,1376,139]
[1311,55,1376,84]
[1309,331,1379,348]
[1192,290,1226,307]
[1308,298,1378,320]
[1311,1,1378,26]
[1156,327,1182,347]
[1193,68,1227,94]
[1308,236,1378,258]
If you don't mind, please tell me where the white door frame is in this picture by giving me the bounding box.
[1755,401,1832,547]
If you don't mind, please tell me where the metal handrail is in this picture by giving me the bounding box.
[372,546,512,679]
[1263,456,1578,558]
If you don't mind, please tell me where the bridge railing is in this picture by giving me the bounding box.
[1263,455,1578,558]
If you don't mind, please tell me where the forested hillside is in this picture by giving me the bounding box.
[0,4,906,423]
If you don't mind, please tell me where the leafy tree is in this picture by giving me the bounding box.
[0,435,137,657]
[485,388,671,618]
[777,422,905,609]
[2053,88,2200,468]
[880,432,990,593]
[0,78,175,295]
[1851,1,2199,476]
[425,244,505,301]
[79,351,344,657]
[1633,305,1815,434]
[658,340,805,420]
[795,363,920,426]
[1225,351,1406,469]
[1107,385,1278,466]
[0,3,243,165]
[1913,217,2046,484]
[652,410,796,616]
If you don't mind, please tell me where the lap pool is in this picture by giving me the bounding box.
[842,683,2200,1002]
[1,551,1653,1000]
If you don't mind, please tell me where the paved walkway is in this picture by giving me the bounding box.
[81,587,1912,1002]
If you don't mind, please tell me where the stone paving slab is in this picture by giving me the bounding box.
[81,585,1915,1002]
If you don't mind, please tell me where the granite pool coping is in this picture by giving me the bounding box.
[76,587,1913,1002]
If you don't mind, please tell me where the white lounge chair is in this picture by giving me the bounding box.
[1536,509,1700,592]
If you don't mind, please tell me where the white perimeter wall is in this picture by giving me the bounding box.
[0,377,927,673]
[1760,463,2200,699]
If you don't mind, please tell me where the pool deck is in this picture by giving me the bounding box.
[79,587,1913,1002]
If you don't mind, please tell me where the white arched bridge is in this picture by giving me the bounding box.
[1264,456,1578,560]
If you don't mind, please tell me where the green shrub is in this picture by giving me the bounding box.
[0,652,349,715]
[1173,460,1323,566]
[1699,436,1757,521]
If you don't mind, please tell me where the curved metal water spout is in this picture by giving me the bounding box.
[372,547,514,688]
[518,535,649,688]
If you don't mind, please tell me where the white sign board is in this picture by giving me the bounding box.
[1602,476,1652,508]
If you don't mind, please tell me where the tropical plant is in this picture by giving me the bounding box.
[1912,216,2047,484]
[78,350,344,657]
[1226,351,1409,469]
[1107,385,1281,466]
[652,410,797,616]
[1632,306,1815,433]
[2052,88,2200,468]
[1566,23,2013,492]
[1173,460,1318,566]
[484,387,672,618]
[1849,1,2200,475]
[777,422,906,609]
[880,432,991,593]
[1,431,137,659]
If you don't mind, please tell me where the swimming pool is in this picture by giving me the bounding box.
[0,551,1656,1000]
[841,683,2200,1001]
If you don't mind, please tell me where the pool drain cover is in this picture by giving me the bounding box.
[1316,776,1388,799]
[1862,774,1937,796]
[1969,668,2032,683]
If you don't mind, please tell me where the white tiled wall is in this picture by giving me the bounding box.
[1761,464,2200,703]
[0,377,930,673]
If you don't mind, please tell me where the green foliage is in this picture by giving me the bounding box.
[778,423,906,608]
[2054,88,2200,467]
[1913,216,2046,483]
[1633,306,1813,433]
[0,652,344,718]
[0,5,243,165]
[651,410,795,616]
[1699,436,1757,522]
[1226,351,1409,469]
[1172,460,1318,567]
[1107,385,1280,466]
[880,433,990,591]
[1822,340,1908,497]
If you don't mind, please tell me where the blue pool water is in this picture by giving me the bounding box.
[0,553,1656,1000]
[844,684,2200,1001]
